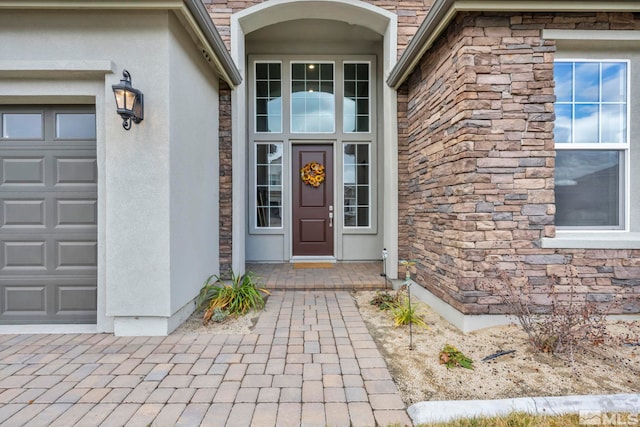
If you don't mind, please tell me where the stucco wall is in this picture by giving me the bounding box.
[168,14,221,318]
[399,12,640,316]
[0,10,174,331]
[0,9,223,334]
[104,13,174,323]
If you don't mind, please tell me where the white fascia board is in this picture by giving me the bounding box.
[0,0,241,87]
[388,0,640,89]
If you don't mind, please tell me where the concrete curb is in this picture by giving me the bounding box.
[408,393,640,424]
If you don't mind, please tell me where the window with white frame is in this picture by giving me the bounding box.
[256,143,283,228]
[343,144,370,227]
[291,62,335,133]
[250,56,377,235]
[255,62,282,133]
[343,63,370,133]
[553,60,628,229]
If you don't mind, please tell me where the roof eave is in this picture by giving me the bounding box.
[183,0,242,87]
[0,0,241,88]
[387,0,640,90]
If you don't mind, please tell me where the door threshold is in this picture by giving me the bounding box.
[290,256,336,263]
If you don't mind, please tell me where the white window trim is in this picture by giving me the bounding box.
[542,231,640,249]
[343,61,372,134]
[343,143,372,229]
[254,60,283,134]
[543,29,640,41]
[248,55,379,242]
[253,142,284,231]
[554,58,631,231]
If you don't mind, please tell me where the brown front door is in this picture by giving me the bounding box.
[292,144,334,256]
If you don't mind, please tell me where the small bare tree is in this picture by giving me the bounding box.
[489,265,614,354]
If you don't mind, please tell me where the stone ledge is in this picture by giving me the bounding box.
[542,232,640,249]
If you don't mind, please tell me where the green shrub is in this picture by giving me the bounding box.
[390,296,429,329]
[439,344,474,370]
[197,270,270,324]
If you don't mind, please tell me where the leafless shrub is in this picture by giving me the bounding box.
[489,265,615,355]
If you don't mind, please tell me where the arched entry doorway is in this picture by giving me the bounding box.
[230,0,399,278]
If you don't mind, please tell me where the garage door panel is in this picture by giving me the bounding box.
[55,199,97,227]
[2,199,45,228]
[2,241,47,270]
[56,241,97,269]
[55,157,97,185]
[3,285,46,314]
[58,285,97,313]
[1,196,97,232]
[0,106,96,324]
[1,157,45,185]
[0,278,96,322]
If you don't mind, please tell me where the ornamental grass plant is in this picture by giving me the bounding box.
[197,270,270,324]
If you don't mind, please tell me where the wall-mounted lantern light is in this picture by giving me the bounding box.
[112,69,144,130]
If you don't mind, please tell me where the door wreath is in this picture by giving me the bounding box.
[300,161,326,187]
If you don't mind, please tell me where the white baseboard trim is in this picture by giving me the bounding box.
[392,279,640,333]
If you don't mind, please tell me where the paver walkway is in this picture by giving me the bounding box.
[0,291,412,426]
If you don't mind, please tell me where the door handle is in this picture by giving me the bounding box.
[329,205,334,228]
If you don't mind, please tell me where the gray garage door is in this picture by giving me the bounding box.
[0,106,97,324]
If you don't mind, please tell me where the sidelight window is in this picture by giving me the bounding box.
[255,62,282,133]
[256,143,283,228]
[343,144,370,227]
[343,63,370,133]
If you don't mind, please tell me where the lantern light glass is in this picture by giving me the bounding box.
[112,69,144,130]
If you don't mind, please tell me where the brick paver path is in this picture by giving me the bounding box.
[0,291,411,426]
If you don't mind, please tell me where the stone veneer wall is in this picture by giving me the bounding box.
[397,83,411,264]
[399,12,640,315]
[218,81,232,273]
